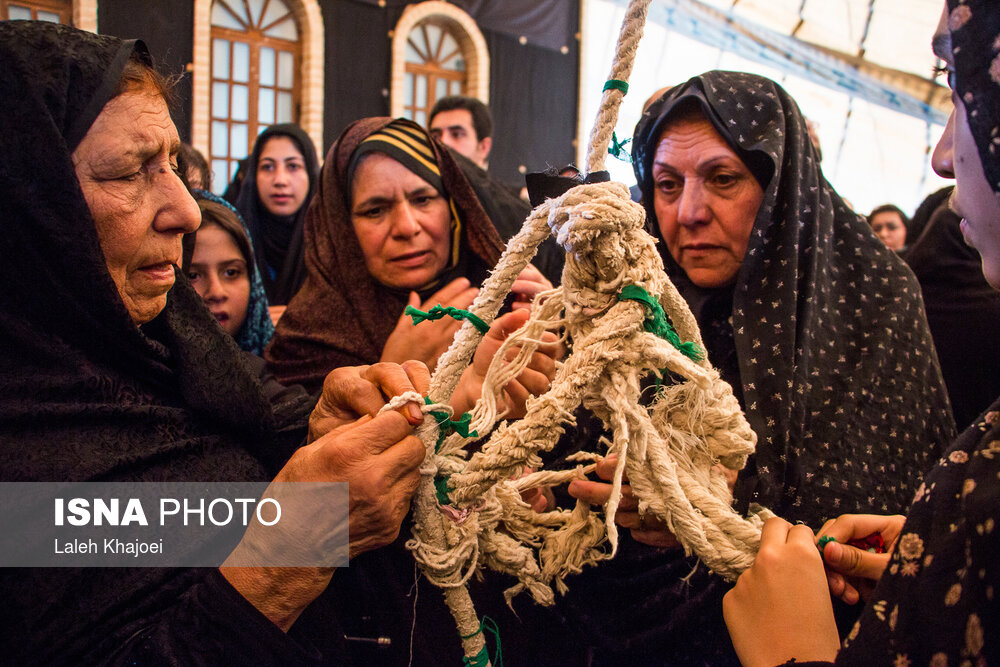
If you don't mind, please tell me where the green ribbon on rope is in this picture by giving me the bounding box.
[424,395,478,505]
[607,131,632,163]
[435,475,453,506]
[405,304,490,335]
[618,284,704,362]
[460,616,502,667]
[602,78,629,94]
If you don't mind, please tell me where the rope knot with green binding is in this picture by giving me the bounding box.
[618,284,704,362]
[424,396,479,508]
[405,304,490,335]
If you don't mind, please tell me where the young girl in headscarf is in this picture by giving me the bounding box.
[235,123,319,305]
[183,191,275,355]
[723,2,1000,663]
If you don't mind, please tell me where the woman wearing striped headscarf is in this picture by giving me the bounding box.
[266,118,553,393]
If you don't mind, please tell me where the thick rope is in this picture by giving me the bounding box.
[390,1,775,661]
[586,0,653,174]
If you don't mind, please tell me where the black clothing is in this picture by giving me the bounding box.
[0,22,323,665]
[906,197,1000,429]
[554,70,955,664]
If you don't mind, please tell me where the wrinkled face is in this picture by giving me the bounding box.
[429,109,491,168]
[187,223,251,336]
[870,211,907,250]
[256,135,309,216]
[932,4,1000,289]
[350,152,452,290]
[651,113,764,288]
[72,91,200,324]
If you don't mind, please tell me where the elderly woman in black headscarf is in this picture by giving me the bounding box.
[724,2,1000,663]
[236,123,320,305]
[0,21,550,665]
[558,70,956,664]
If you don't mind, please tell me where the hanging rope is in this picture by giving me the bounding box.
[387,1,775,662]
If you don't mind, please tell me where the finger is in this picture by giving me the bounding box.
[759,517,793,546]
[516,263,545,282]
[567,479,612,505]
[490,309,531,339]
[509,368,550,397]
[394,292,422,329]
[826,571,860,605]
[501,381,530,412]
[525,350,557,382]
[510,278,549,299]
[315,410,413,462]
[425,277,472,306]
[786,523,819,547]
[567,479,638,509]
[822,541,890,581]
[371,434,426,484]
[594,456,627,482]
[442,286,479,310]
[400,359,431,395]
[819,514,902,544]
[319,365,382,418]
[360,363,425,424]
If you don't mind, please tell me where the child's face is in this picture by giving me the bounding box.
[187,223,251,336]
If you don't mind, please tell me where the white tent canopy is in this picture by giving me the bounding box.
[578,0,952,215]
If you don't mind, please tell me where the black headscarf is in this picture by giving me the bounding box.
[0,21,314,664]
[550,71,956,665]
[950,0,1000,195]
[236,123,320,305]
[634,70,954,522]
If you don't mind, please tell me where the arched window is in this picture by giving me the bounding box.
[391,1,489,122]
[1,0,71,23]
[209,0,301,192]
[403,18,466,126]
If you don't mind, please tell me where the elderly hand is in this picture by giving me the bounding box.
[816,513,904,605]
[568,456,681,548]
[510,263,553,311]
[222,408,424,631]
[380,277,479,372]
[309,361,430,442]
[450,308,562,418]
[722,518,841,666]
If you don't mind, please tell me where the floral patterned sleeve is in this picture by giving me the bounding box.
[834,404,1000,666]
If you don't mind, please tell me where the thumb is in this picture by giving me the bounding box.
[398,292,421,327]
[823,541,886,580]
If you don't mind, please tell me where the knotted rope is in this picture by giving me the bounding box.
[389,1,773,661]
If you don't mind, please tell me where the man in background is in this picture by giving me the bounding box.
[429,96,493,169]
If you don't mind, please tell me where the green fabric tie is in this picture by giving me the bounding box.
[435,475,452,506]
[405,304,489,335]
[618,285,704,362]
[423,396,479,454]
[602,79,629,94]
[607,131,632,163]
[460,616,502,667]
